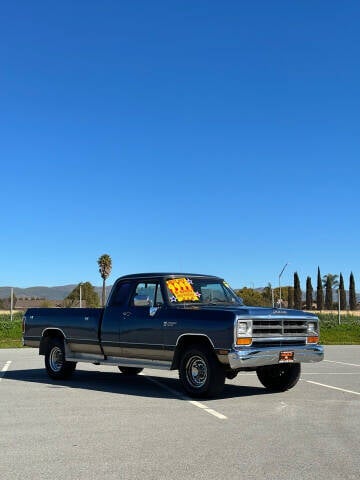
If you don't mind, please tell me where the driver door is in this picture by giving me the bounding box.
[119,280,167,361]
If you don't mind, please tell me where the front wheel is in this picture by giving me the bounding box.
[179,345,225,398]
[45,338,76,379]
[256,363,301,392]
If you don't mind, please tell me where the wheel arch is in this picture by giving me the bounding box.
[171,334,215,370]
[39,328,66,355]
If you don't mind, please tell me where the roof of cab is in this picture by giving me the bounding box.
[117,272,221,280]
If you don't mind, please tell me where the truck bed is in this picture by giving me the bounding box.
[23,308,104,355]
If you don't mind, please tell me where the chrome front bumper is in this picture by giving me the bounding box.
[228,344,324,370]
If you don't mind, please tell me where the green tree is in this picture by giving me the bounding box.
[287,286,294,309]
[324,276,333,310]
[316,267,323,311]
[339,273,346,310]
[272,287,290,305]
[322,273,339,289]
[294,272,302,310]
[349,272,357,311]
[261,283,273,306]
[305,277,313,310]
[97,254,112,307]
[64,282,100,308]
[235,288,268,307]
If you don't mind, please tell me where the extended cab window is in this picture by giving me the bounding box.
[109,281,133,306]
[132,282,164,307]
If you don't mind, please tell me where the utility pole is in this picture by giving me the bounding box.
[79,283,82,308]
[278,263,289,308]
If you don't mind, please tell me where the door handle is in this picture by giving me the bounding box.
[122,312,132,317]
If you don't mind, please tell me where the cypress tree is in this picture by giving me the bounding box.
[294,272,302,310]
[339,273,346,310]
[305,276,313,310]
[324,276,333,310]
[287,286,294,309]
[349,272,357,311]
[316,267,324,311]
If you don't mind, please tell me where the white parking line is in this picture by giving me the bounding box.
[188,401,227,420]
[306,380,360,396]
[324,360,360,367]
[141,374,228,420]
[0,361,12,382]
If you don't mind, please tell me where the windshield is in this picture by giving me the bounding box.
[165,277,243,305]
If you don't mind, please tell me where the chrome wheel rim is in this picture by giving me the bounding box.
[49,346,64,372]
[185,355,208,388]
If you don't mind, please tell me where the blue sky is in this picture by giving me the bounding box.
[1,0,359,290]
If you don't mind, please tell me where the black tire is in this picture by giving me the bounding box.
[118,367,143,375]
[178,345,225,398]
[45,338,76,380]
[256,363,301,392]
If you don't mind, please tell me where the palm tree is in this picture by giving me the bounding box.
[322,273,339,289]
[97,254,112,306]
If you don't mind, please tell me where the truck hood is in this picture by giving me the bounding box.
[180,304,318,318]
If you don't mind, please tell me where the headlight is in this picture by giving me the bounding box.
[307,320,319,344]
[307,322,317,334]
[235,318,252,346]
[237,322,249,335]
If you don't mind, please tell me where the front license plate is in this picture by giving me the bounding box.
[279,351,294,363]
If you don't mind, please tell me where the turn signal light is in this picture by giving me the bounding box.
[236,338,252,346]
[307,336,319,344]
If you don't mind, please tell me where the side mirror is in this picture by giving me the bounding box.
[134,295,152,307]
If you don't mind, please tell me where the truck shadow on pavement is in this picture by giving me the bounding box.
[4,368,269,400]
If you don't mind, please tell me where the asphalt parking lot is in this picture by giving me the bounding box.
[1,346,359,480]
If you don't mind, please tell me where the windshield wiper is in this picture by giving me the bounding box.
[205,301,234,305]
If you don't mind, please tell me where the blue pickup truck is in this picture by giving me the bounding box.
[23,272,324,397]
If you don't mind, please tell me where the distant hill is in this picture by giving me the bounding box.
[0,285,112,300]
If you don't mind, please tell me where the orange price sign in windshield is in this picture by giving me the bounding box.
[166,278,199,302]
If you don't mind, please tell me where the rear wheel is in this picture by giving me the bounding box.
[45,338,76,379]
[118,367,143,375]
[179,345,225,398]
[256,363,301,392]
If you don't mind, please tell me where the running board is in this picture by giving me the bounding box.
[65,352,172,370]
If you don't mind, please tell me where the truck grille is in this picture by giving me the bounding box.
[252,318,308,337]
